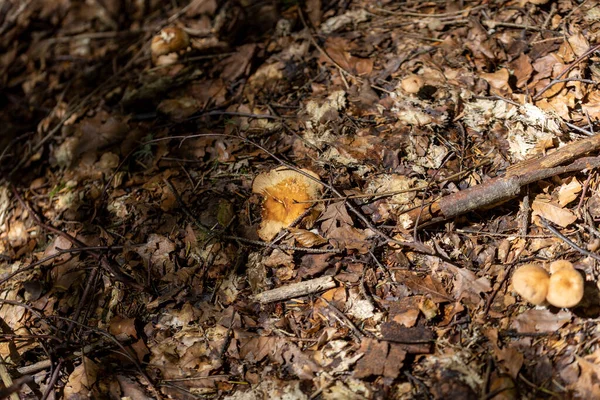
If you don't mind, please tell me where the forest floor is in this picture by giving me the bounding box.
[2,0,600,398]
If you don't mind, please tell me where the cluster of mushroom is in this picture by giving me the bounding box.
[512,260,584,308]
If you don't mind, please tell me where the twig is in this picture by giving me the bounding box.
[484,263,517,315]
[0,354,21,400]
[254,276,336,304]
[359,263,378,310]
[64,268,99,337]
[224,235,342,254]
[539,217,600,262]
[371,5,485,17]
[565,121,594,136]
[368,250,393,280]
[520,192,530,238]
[51,316,162,399]
[533,43,600,100]
[531,3,556,43]
[43,30,143,44]
[11,186,144,290]
[320,297,369,340]
[577,173,593,214]
[0,245,125,286]
[0,375,33,399]
[484,20,546,31]
[405,133,600,227]
[40,360,62,400]
[295,160,491,204]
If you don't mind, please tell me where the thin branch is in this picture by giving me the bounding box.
[534,43,600,100]
[539,217,600,262]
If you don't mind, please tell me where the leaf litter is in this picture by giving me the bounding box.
[3,0,600,398]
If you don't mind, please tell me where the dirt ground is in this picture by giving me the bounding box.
[2,0,600,398]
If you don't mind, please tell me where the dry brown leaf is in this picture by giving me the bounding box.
[63,356,99,399]
[582,90,600,120]
[353,338,406,379]
[297,253,333,278]
[568,33,590,58]
[157,97,200,121]
[395,271,452,303]
[480,68,511,94]
[390,297,421,328]
[321,37,374,77]
[532,197,577,227]
[327,225,369,253]
[319,201,353,236]
[558,178,582,206]
[569,350,600,398]
[288,227,328,247]
[109,316,138,340]
[446,264,491,305]
[510,53,533,88]
[511,309,572,333]
[262,249,294,268]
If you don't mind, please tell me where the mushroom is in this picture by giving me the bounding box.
[400,75,424,94]
[511,264,550,305]
[549,259,574,274]
[151,27,189,65]
[252,167,322,241]
[546,261,584,308]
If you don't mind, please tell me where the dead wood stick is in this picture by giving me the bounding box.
[254,276,336,304]
[405,134,600,227]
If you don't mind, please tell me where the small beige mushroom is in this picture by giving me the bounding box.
[511,264,550,305]
[549,260,574,274]
[400,75,424,94]
[546,263,584,308]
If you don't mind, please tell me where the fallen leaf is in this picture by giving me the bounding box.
[558,179,582,207]
[288,227,328,247]
[511,309,572,333]
[327,224,369,253]
[570,349,600,398]
[353,338,406,379]
[510,53,533,88]
[532,197,577,227]
[480,68,511,94]
[63,356,99,399]
[319,201,354,236]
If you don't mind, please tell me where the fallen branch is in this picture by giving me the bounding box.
[406,134,600,227]
[254,276,336,304]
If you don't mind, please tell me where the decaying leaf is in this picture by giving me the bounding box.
[252,167,322,241]
[558,179,582,206]
[288,227,328,247]
[63,356,99,399]
[353,338,406,379]
[532,196,577,227]
[511,309,572,333]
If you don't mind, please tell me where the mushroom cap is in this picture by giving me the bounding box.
[252,167,322,241]
[546,267,584,308]
[400,75,424,94]
[549,260,574,274]
[151,27,189,58]
[511,264,550,305]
